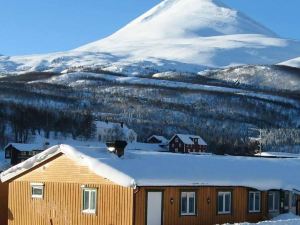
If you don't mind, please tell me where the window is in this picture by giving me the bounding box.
[268,191,280,212]
[5,150,11,158]
[292,194,298,207]
[175,138,179,143]
[82,188,97,214]
[249,191,261,213]
[31,183,44,199]
[20,151,27,156]
[218,192,231,214]
[181,192,196,215]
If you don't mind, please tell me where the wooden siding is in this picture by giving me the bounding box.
[7,154,134,225]
[134,186,268,225]
[15,154,113,184]
[0,182,8,225]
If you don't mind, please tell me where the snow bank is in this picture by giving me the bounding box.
[224,213,300,225]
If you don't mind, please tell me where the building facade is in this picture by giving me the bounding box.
[4,143,45,166]
[1,145,300,225]
[169,134,207,153]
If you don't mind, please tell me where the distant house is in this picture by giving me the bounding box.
[169,134,207,153]
[147,135,168,144]
[1,144,300,225]
[95,121,137,143]
[4,143,49,165]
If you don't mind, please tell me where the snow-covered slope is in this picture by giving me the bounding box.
[1,0,300,74]
[280,57,300,68]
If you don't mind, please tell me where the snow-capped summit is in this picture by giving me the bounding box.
[279,57,300,68]
[1,0,300,75]
[78,0,276,52]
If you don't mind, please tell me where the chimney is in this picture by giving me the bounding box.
[106,140,127,157]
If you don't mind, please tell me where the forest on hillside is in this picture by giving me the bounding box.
[0,70,299,155]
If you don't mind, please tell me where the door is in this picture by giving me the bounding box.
[147,191,163,225]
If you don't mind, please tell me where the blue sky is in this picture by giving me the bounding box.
[0,0,299,56]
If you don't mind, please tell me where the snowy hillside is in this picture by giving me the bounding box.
[1,0,300,74]
[280,57,300,68]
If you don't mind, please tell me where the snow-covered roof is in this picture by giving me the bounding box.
[147,135,168,144]
[2,144,300,192]
[171,134,207,145]
[4,143,44,152]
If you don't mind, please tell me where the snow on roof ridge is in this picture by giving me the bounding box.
[59,144,137,188]
[0,144,137,188]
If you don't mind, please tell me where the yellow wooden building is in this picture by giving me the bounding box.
[1,144,300,225]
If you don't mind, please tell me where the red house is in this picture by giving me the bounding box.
[169,134,207,153]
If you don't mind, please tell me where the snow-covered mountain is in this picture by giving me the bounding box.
[1,0,300,75]
[280,57,300,68]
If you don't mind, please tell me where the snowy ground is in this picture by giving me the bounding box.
[224,214,300,225]
[258,152,300,158]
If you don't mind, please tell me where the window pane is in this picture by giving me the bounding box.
[284,192,290,207]
[275,192,279,210]
[32,187,43,195]
[255,193,260,211]
[83,190,90,210]
[292,194,297,207]
[249,193,254,211]
[181,193,187,214]
[32,185,43,198]
[90,191,96,210]
[225,193,231,212]
[218,194,224,212]
[189,195,195,214]
[268,193,274,211]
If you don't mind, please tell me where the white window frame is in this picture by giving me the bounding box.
[82,188,97,214]
[31,183,44,199]
[180,191,196,216]
[249,191,261,213]
[218,191,232,214]
[268,191,280,212]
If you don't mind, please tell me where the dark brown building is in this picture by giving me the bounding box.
[4,143,46,166]
[147,135,168,144]
[169,134,207,153]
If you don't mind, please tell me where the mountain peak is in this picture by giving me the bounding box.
[78,0,276,52]
[1,0,300,74]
